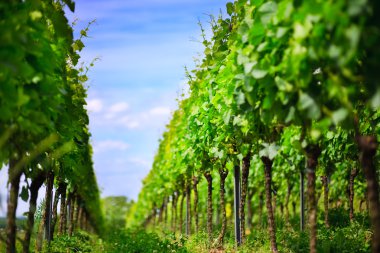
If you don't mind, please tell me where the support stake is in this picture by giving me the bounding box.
[300,169,305,231]
[234,165,241,246]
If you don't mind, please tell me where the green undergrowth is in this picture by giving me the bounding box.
[103,228,188,253]
[5,222,369,253]
[154,209,372,253]
[0,229,187,253]
[182,221,371,253]
[40,229,188,253]
[2,210,369,252]
[41,231,103,253]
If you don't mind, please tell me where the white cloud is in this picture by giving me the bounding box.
[109,102,129,113]
[105,102,130,119]
[112,106,171,130]
[101,105,171,130]
[86,99,103,113]
[93,140,129,153]
[149,106,171,116]
[128,157,150,168]
[118,116,140,129]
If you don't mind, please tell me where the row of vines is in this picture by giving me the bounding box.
[128,0,380,252]
[0,1,102,253]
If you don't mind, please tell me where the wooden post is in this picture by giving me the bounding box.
[45,172,54,242]
[186,185,191,236]
[234,165,241,246]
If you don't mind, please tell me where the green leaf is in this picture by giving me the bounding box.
[211,147,224,159]
[237,53,249,65]
[326,131,334,140]
[233,116,242,126]
[226,2,234,16]
[251,22,265,37]
[298,93,321,120]
[328,45,341,59]
[259,2,277,25]
[191,106,199,116]
[223,110,232,125]
[17,88,30,107]
[20,186,29,202]
[252,0,264,5]
[238,23,250,43]
[345,25,360,49]
[240,144,251,156]
[257,42,268,52]
[293,22,311,40]
[236,91,245,105]
[29,11,42,21]
[32,75,42,84]
[80,29,87,37]
[244,62,256,74]
[251,69,267,79]
[262,94,274,109]
[235,74,245,80]
[73,40,85,52]
[275,76,292,91]
[291,140,303,152]
[244,77,254,92]
[310,128,321,141]
[259,143,278,160]
[276,27,288,38]
[370,89,380,110]
[226,160,234,171]
[277,1,293,20]
[285,106,295,123]
[347,0,366,16]
[63,0,76,12]
[331,108,348,125]
[258,1,277,13]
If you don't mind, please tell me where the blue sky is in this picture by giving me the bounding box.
[65,0,230,200]
[0,0,230,216]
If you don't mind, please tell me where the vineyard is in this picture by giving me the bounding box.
[0,0,380,253]
[127,0,380,252]
[0,1,102,252]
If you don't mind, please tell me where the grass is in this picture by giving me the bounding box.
[0,209,372,252]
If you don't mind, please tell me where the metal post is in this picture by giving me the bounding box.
[45,188,53,242]
[234,165,241,246]
[300,169,305,231]
[45,175,53,242]
[186,190,190,236]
